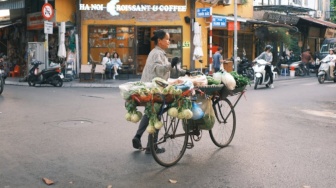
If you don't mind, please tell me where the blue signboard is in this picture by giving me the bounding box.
[196,8,211,18]
[212,16,227,27]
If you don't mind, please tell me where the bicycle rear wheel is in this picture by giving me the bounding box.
[210,98,236,148]
[149,112,189,167]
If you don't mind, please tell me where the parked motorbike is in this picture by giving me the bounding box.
[317,61,336,84]
[27,59,64,87]
[289,61,308,76]
[252,59,273,89]
[237,54,254,80]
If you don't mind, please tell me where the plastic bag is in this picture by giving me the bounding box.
[221,72,236,90]
[191,102,204,120]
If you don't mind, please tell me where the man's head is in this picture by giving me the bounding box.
[217,47,223,52]
[329,48,334,54]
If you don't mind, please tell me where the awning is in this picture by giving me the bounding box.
[247,19,299,32]
[299,16,336,28]
[0,0,24,10]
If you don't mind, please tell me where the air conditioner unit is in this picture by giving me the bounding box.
[217,0,231,5]
[316,10,322,18]
[201,0,220,5]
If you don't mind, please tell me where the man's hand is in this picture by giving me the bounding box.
[171,57,179,68]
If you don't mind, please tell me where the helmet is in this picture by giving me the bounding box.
[265,45,273,51]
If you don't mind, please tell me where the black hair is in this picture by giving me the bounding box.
[104,52,109,57]
[217,47,223,51]
[151,30,167,45]
[112,52,119,58]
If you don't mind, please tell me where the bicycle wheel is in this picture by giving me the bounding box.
[149,112,189,167]
[0,76,3,94]
[210,98,236,148]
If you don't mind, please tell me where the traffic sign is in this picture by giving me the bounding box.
[42,3,54,20]
[212,16,227,28]
[196,8,211,18]
[44,21,53,34]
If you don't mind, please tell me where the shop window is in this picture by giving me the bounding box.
[88,25,135,66]
[88,25,182,75]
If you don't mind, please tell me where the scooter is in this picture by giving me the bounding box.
[317,61,336,84]
[27,59,64,87]
[252,59,273,89]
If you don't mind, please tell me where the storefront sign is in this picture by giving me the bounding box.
[212,16,227,28]
[27,12,56,30]
[44,21,53,34]
[79,0,187,16]
[263,12,299,25]
[196,8,210,18]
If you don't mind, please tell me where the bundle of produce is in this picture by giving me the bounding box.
[229,71,250,89]
[119,82,153,100]
[168,72,207,87]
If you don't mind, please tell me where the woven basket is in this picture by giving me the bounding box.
[220,85,246,99]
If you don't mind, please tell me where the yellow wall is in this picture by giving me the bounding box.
[194,1,254,65]
[81,0,192,68]
[55,0,76,22]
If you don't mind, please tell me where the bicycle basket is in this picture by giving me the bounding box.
[220,85,246,99]
[196,84,224,95]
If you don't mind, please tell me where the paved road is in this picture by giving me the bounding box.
[0,77,335,187]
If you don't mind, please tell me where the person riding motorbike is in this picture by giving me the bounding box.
[253,45,274,88]
[320,48,336,78]
[301,49,313,76]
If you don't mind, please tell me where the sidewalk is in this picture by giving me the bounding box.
[4,73,310,88]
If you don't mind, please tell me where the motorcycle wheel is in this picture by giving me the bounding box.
[247,69,254,80]
[53,76,63,87]
[254,77,260,90]
[27,76,36,86]
[318,74,325,84]
[0,76,4,94]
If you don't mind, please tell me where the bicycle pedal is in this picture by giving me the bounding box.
[186,143,194,149]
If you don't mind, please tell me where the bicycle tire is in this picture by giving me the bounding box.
[149,112,189,167]
[0,76,3,94]
[210,98,236,148]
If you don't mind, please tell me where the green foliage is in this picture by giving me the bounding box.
[268,28,291,47]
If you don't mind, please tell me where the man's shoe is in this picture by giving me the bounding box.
[266,84,269,88]
[269,84,274,89]
[132,137,142,149]
[145,147,165,154]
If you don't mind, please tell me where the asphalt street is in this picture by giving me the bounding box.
[0,76,335,188]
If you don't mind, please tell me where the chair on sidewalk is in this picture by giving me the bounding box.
[280,64,289,76]
[9,65,20,77]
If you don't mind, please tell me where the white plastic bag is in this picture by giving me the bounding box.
[118,82,153,100]
[221,72,236,90]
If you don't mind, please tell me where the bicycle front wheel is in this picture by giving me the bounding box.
[149,112,188,167]
[210,98,236,148]
[0,76,3,94]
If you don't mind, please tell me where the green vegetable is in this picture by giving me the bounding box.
[230,71,250,88]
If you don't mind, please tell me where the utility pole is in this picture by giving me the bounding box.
[45,0,49,69]
[233,0,238,71]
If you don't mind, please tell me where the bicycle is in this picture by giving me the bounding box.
[148,85,246,167]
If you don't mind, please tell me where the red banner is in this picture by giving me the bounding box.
[227,22,240,31]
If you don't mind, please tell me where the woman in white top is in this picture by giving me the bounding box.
[110,52,123,79]
[101,52,113,78]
